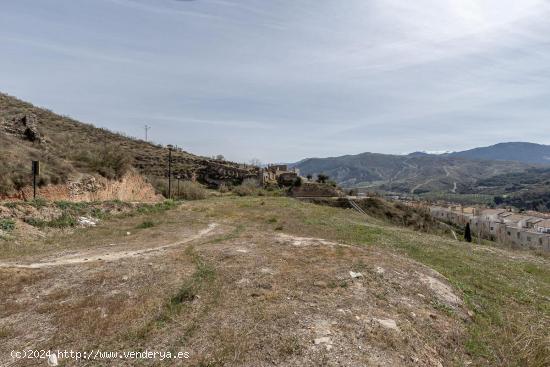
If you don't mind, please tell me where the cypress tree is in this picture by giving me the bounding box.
[464,223,472,243]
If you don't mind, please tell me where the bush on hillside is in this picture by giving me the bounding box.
[174,181,208,200]
[317,174,329,184]
[75,146,132,180]
[233,178,260,196]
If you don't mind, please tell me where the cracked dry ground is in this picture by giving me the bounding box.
[2,198,478,366]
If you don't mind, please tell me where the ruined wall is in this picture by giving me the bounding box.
[3,171,162,203]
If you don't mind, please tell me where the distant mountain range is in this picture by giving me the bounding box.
[292,142,550,195]
[444,142,550,164]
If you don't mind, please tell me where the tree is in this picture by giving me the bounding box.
[215,154,225,161]
[317,174,329,184]
[306,174,313,181]
[464,223,472,243]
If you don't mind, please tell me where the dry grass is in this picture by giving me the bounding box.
[174,181,208,200]
[232,178,261,196]
[0,196,548,366]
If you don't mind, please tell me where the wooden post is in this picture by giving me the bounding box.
[167,145,173,199]
[31,161,40,200]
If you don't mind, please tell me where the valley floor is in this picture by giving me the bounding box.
[0,196,548,366]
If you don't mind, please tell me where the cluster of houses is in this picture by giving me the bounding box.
[430,205,550,252]
[259,164,300,186]
[258,165,342,198]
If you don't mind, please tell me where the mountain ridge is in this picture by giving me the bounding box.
[292,145,543,193]
[443,142,550,164]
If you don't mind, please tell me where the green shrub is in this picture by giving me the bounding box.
[26,213,76,228]
[47,213,77,228]
[55,201,88,211]
[137,220,155,229]
[29,198,48,208]
[136,200,177,214]
[0,219,15,232]
[316,174,329,184]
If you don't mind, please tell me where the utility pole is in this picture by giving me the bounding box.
[31,161,40,200]
[145,125,150,142]
[167,145,173,199]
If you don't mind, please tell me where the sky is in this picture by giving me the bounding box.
[2,0,550,163]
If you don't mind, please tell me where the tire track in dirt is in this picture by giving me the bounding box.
[0,223,218,269]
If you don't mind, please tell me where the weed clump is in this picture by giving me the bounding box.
[137,220,155,229]
[0,219,15,232]
[26,213,77,228]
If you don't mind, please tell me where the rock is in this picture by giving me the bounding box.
[78,216,98,227]
[3,114,42,142]
[122,276,129,281]
[313,280,328,288]
[349,271,363,279]
[375,266,385,274]
[314,336,331,345]
[126,231,131,236]
[22,115,41,142]
[236,278,250,286]
[420,274,462,308]
[373,318,400,332]
[48,353,59,366]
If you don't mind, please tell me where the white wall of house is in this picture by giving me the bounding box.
[429,206,549,252]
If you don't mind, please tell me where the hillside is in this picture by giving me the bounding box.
[446,142,550,164]
[1,195,548,366]
[461,167,550,211]
[293,152,531,194]
[0,93,258,196]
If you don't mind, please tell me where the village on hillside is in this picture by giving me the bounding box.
[429,204,550,252]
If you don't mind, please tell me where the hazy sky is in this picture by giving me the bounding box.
[2,0,550,162]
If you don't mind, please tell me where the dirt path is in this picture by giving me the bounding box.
[410,178,435,194]
[451,181,457,193]
[0,223,218,269]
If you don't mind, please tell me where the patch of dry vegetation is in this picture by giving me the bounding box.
[173,181,209,200]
